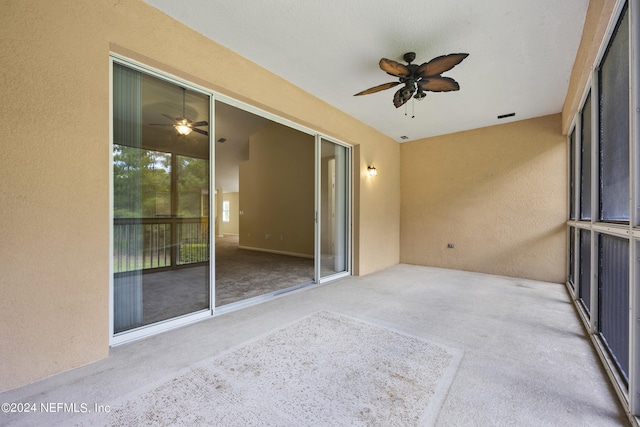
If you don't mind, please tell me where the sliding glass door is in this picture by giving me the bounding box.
[112,61,211,336]
[112,57,351,341]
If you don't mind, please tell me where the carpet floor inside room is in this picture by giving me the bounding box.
[0,264,629,426]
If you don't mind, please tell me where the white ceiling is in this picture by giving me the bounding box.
[143,0,589,143]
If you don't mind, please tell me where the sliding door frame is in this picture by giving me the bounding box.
[109,53,353,345]
[109,54,215,345]
[315,135,353,284]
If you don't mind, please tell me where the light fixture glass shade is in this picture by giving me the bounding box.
[367,166,377,176]
[174,120,193,136]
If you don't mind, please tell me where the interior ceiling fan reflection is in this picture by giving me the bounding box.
[150,87,209,136]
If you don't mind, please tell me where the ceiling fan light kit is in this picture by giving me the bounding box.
[149,87,209,137]
[174,119,194,136]
[354,51,469,110]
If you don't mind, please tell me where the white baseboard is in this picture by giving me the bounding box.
[238,245,313,259]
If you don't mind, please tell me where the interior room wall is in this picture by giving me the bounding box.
[0,0,400,392]
[239,123,315,257]
[400,114,567,283]
[221,192,240,235]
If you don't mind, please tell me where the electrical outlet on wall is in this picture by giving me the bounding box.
[265,234,271,240]
[280,235,284,240]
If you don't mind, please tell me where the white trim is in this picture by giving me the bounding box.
[108,57,115,344]
[209,93,216,312]
[592,223,632,237]
[629,0,640,416]
[111,310,212,346]
[314,134,321,283]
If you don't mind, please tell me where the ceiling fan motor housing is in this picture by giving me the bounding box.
[403,52,416,63]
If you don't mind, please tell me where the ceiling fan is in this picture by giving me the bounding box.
[150,87,209,136]
[354,52,469,108]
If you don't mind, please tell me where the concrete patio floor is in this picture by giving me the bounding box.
[0,264,631,426]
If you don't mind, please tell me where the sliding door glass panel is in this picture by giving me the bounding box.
[579,229,591,313]
[215,101,315,306]
[113,64,143,331]
[599,5,630,222]
[320,139,349,278]
[598,233,630,382]
[580,92,592,221]
[113,62,210,334]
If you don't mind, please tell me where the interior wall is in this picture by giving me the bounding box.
[400,114,567,283]
[239,123,315,256]
[0,0,400,392]
[221,192,240,235]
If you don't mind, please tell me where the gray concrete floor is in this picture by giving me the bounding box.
[0,264,631,426]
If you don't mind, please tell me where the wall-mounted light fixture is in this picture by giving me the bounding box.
[367,166,377,177]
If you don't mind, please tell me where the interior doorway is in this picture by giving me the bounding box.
[214,102,316,306]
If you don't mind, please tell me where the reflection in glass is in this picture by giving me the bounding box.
[113,63,210,334]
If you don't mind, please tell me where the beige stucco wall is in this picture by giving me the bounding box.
[400,114,567,283]
[0,0,400,391]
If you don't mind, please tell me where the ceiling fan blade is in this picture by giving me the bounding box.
[416,53,469,78]
[354,81,401,96]
[379,58,411,77]
[149,123,174,126]
[190,121,209,127]
[191,128,209,136]
[419,76,460,92]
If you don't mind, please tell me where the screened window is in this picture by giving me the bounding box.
[598,233,630,381]
[568,227,575,289]
[580,92,592,220]
[598,5,630,222]
[569,128,576,220]
[579,229,591,313]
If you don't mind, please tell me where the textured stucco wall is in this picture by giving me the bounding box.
[400,114,567,283]
[0,0,399,391]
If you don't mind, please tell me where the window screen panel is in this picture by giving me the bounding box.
[599,6,630,222]
[579,229,591,313]
[598,234,630,382]
[568,227,575,289]
[569,129,576,220]
[580,92,592,220]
